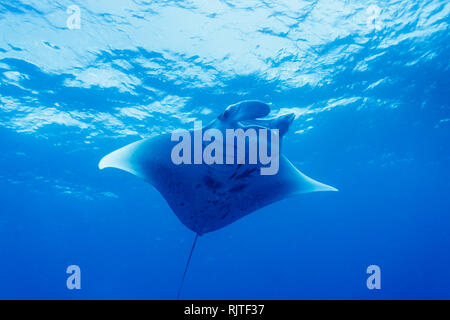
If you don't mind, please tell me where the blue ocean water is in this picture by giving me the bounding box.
[0,0,449,299]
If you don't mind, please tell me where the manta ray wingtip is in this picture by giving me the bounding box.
[98,155,108,170]
[97,140,145,178]
[311,180,338,193]
[98,150,119,170]
[328,185,339,192]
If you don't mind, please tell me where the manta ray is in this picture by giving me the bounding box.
[99,100,337,298]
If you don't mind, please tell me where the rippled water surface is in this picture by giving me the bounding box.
[0,0,449,299]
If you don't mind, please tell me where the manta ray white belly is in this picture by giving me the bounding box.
[99,101,337,234]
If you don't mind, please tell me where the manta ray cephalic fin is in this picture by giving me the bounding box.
[218,100,271,122]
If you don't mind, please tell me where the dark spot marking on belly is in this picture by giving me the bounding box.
[235,167,258,179]
[204,176,222,190]
[228,183,248,193]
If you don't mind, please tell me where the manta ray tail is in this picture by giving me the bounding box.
[177,233,199,300]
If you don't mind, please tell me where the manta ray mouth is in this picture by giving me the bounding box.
[170,121,281,176]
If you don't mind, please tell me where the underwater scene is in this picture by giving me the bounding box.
[0,0,449,299]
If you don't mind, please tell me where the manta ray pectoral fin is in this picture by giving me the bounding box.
[298,173,339,193]
[98,139,148,179]
[284,158,338,194]
[219,100,271,122]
